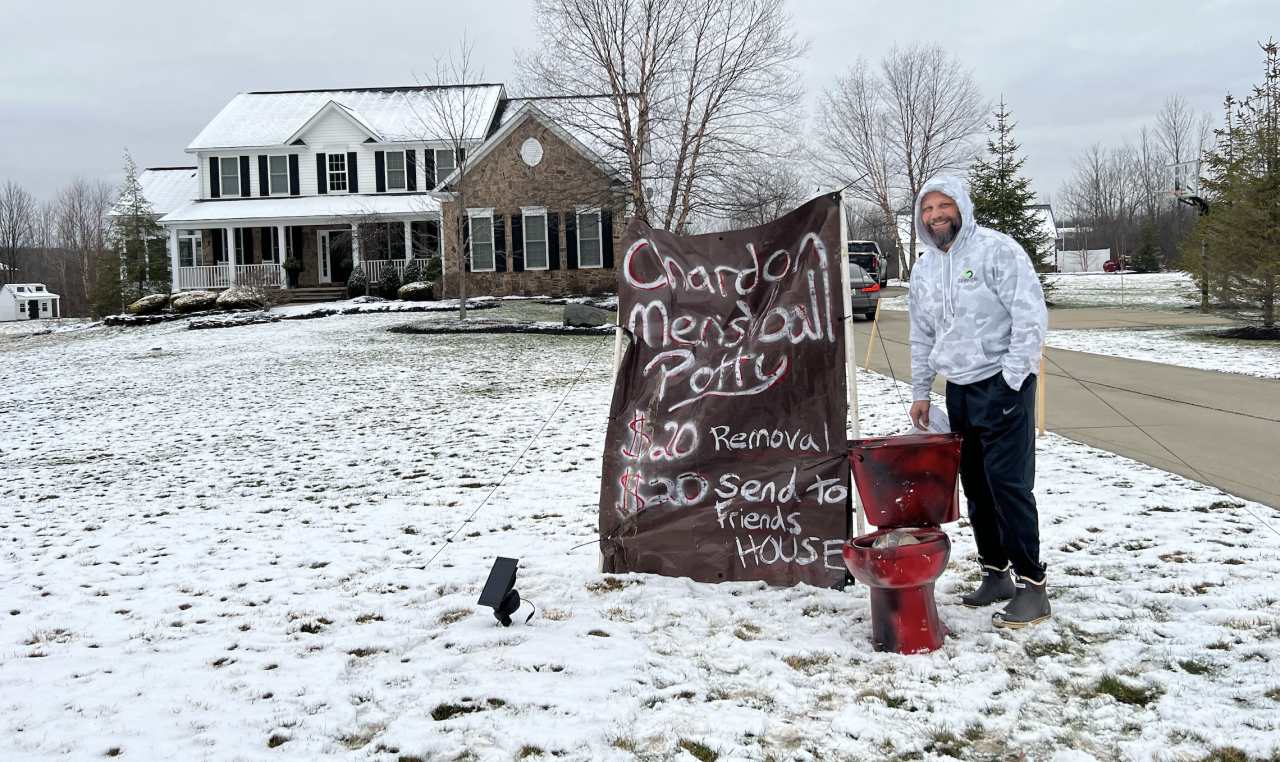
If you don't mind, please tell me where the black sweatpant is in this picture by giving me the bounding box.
[945,372,1045,580]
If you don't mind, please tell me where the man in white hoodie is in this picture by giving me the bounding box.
[907,175,1050,628]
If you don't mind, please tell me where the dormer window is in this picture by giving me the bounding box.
[328,153,348,192]
[220,158,240,197]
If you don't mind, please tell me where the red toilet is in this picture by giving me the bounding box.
[843,432,963,654]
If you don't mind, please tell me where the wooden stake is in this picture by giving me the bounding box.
[1037,345,1046,437]
[838,195,865,537]
[863,297,883,371]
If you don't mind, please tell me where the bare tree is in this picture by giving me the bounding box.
[0,181,37,286]
[1155,93,1201,164]
[415,35,490,319]
[54,178,115,317]
[816,43,987,278]
[716,151,809,230]
[517,0,806,232]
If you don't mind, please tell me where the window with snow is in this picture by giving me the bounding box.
[328,153,348,192]
[386,151,406,190]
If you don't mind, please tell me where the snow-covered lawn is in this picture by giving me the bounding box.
[879,272,1200,314]
[1047,326,1280,380]
[3,311,1280,761]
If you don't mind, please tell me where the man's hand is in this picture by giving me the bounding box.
[910,400,931,431]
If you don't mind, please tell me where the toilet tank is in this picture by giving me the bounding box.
[849,433,962,528]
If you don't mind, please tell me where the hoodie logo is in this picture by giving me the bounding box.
[957,268,976,284]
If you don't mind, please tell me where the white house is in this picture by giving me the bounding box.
[1,283,61,322]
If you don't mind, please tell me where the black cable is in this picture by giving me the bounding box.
[422,337,609,568]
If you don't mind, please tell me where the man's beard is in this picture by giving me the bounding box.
[931,218,960,247]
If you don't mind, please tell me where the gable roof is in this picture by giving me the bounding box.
[186,85,506,151]
[138,167,199,215]
[284,100,382,145]
[437,100,622,188]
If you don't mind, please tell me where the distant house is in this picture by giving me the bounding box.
[1,283,61,322]
[155,85,627,299]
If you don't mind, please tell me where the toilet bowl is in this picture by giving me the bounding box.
[843,433,962,654]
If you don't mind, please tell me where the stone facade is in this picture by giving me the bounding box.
[439,113,624,298]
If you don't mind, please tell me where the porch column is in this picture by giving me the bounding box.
[168,226,181,294]
[404,219,413,261]
[350,223,361,266]
[277,224,288,289]
[225,226,237,286]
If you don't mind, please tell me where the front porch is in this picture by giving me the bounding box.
[160,194,443,296]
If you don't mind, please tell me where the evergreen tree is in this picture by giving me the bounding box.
[378,262,402,299]
[105,150,169,311]
[968,100,1053,294]
[1130,218,1162,273]
[1183,41,1280,328]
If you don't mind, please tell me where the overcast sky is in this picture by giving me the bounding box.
[2,0,1276,204]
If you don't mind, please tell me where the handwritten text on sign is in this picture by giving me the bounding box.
[599,196,849,586]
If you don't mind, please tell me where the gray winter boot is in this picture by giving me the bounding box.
[993,575,1051,629]
[960,564,1015,609]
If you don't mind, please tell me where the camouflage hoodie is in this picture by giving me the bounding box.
[907,175,1047,401]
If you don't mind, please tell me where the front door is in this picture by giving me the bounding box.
[29,300,39,320]
[317,231,333,284]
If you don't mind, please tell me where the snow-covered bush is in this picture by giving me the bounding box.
[127,294,169,314]
[346,267,367,299]
[377,264,402,300]
[398,281,435,301]
[171,291,218,312]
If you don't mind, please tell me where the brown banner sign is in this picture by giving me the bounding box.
[599,194,850,586]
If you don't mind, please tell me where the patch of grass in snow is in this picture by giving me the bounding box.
[23,628,73,645]
[541,607,572,621]
[1180,660,1213,675]
[783,653,831,675]
[587,629,610,637]
[924,727,969,758]
[431,703,480,721]
[1092,674,1162,706]
[517,746,544,758]
[438,608,472,625]
[585,575,641,593]
[857,688,907,709]
[267,734,289,748]
[347,647,386,657]
[338,723,386,749]
[355,613,384,623]
[1197,748,1257,762]
[678,738,718,762]
[734,622,762,640]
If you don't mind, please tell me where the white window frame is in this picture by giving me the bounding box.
[268,155,289,195]
[178,229,203,268]
[385,150,406,191]
[434,147,456,185]
[328,152,348,192]
[521,206,549,271]
[467,207,495,273]
[219,157,240,198]
[576,205,603,269]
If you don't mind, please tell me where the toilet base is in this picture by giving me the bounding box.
[867,583,948,654]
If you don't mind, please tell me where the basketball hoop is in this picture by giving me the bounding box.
[1160,161,1208,215]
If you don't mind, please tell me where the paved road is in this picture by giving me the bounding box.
[852,306,1280,509]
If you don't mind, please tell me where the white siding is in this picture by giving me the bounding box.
[304,110,370,147]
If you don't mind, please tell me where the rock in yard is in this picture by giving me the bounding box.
[127,294,170,314]
[216,286,262,310]
[398,281,436,302]
[171,291,219,312]
[564,303,610,327]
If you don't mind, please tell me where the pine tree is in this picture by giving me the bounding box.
[1130,218,1162,273]
[1183,41,1280,328]
[968,100,1053,294]
[106,150,169,311]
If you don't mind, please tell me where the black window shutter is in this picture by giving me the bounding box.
[347,152,359,193]
[258,156,269,196]
[547,212,560,270]
[462,215,470,272]
[212,228,224,261]
[494,214,506,272]
[316,153,327,194]
[426,219,440,257]
[291,227,305,270]
[423,151,435,190]
[457,148,466,166]
[209,157,220,198]
[288,154,300,195]
[510,214,524,272]
[601,210,614,268]
[406,150,417,191]
[565,212,579,269]
[239,156,251,197]
[374,151,386,193]
[245,227,256,263]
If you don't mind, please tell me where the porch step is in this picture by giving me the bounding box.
[282,286,347,304]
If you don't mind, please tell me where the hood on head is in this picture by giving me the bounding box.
[914,175,975,253]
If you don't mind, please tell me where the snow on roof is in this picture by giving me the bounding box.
[159,194,441,226]
[4,283,59,298]
[187,85,506,151]
[137,167,199,216]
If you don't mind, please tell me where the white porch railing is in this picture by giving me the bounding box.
[363,259,412,283]
[178,265,230,290]
[235,264,286,288]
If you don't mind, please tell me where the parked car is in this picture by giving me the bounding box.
[848,262,881,318]
[848,240,889,285]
